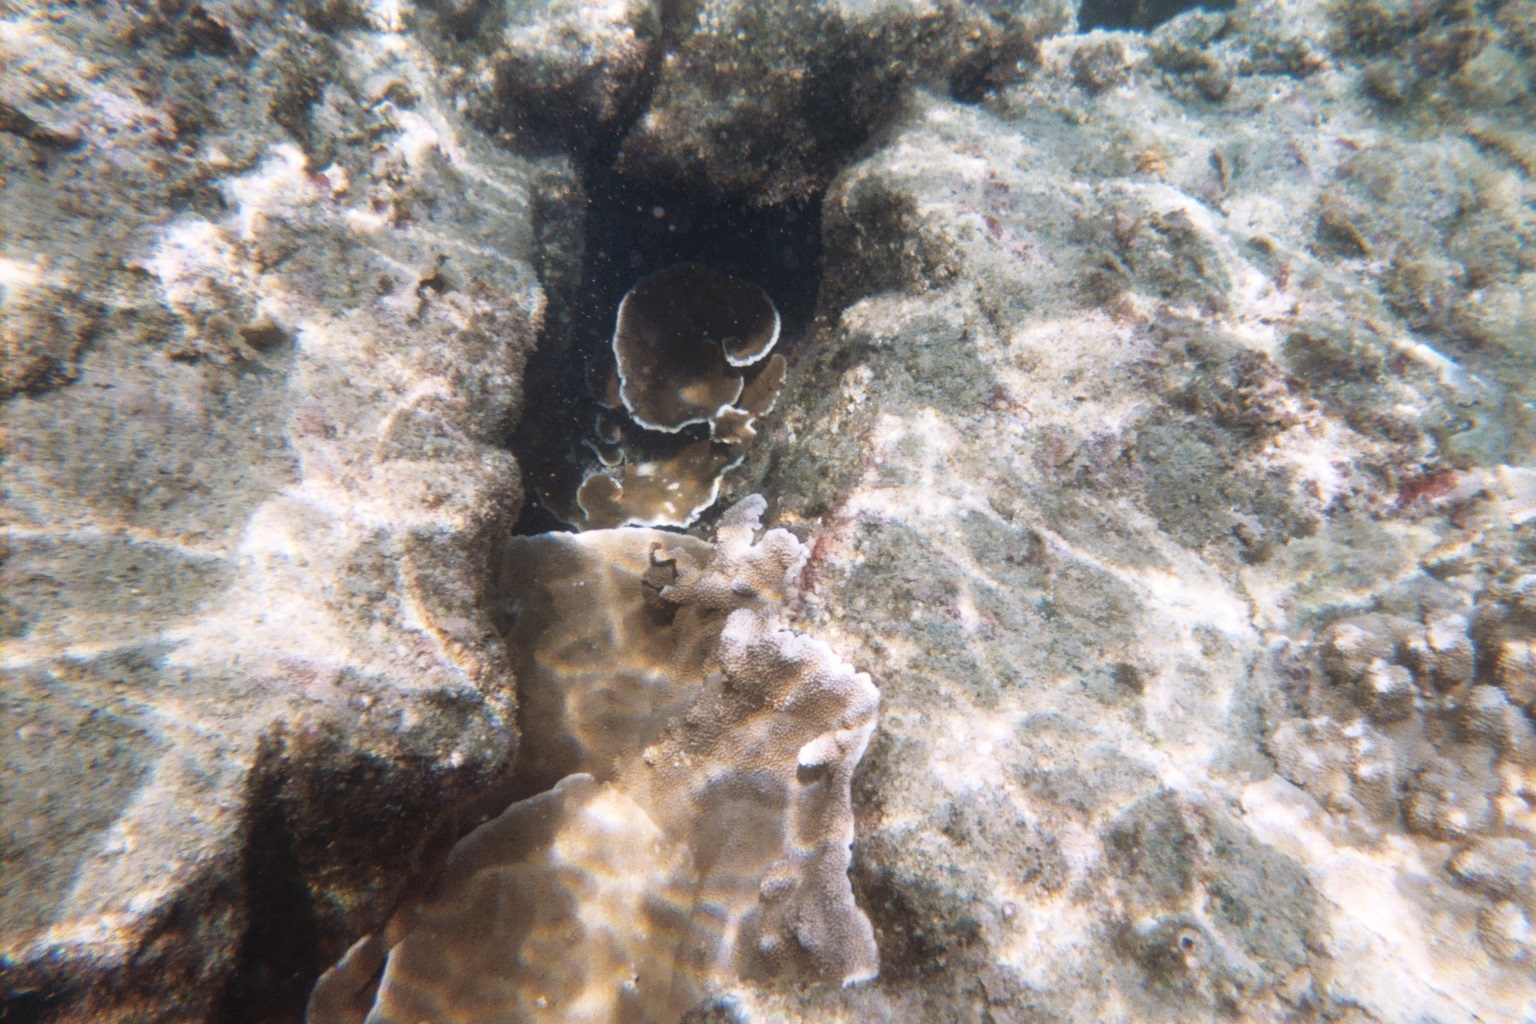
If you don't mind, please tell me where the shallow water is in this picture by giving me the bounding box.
[3,0,1536,1021]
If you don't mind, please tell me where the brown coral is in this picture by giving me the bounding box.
[712,353,788,445]
[559,265,787,530]
[613,263,781,432]
[575,439,743,530]
[308,497,880,1023]
[499,525,716,794]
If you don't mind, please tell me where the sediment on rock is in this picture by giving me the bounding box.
[8,0,1536,1020]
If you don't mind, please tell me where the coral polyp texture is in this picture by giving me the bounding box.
[308,497,880,1023]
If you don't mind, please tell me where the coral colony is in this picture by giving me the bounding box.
[310,498,879,1022]
[557,264,789,530]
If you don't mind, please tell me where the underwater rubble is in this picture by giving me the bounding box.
[3,0,1536,1021]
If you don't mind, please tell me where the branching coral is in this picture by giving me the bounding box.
[308,497,879,1023]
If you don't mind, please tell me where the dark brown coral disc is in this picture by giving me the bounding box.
[613,263,780,431]
[575,439,742,529]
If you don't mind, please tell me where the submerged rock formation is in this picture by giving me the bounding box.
[4,0,1536,1020]
[718,4,1536,1019]
[0,2,569,1018]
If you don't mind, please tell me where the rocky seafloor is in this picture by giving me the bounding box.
[3,0,1536,1021]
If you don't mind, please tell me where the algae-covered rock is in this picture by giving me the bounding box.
[0,2,567,1019]
[6,0,1536,1018]
[719,3,1536,1017]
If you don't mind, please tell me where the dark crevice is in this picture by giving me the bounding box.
[0,992,61,1024]
[215,740,323,1024]
[509,131,825,536]
[1078,0,1234,31]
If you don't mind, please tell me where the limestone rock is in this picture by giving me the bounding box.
[719,3,1536,1017]
[0,3,562,1018]
[614,0,1073,207]
[491,0,660,141]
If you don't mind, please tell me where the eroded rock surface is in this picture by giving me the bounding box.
[1,2,567,1018]
[722,4,1536,1021]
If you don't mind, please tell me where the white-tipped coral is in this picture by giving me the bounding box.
[553,265,786,531]
[575,438,742,530]
[308,497,879,1023]
[711,353,788,445]
[614,263,781,432]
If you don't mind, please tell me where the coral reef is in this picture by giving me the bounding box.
[550,264,788,529]
[614,264,780,430]
[574,438,739,529]
[5,0,1536,1018]
[309,498,879,1022]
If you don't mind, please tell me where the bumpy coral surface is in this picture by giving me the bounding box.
[309,498,879,1022]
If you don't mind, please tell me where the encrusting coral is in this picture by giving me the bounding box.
[496,524,716,793]
[614,263,782,432]
[557,265,788,530]
[307,496,880,1023]
[711,353,788,446]
[576,439,743,530]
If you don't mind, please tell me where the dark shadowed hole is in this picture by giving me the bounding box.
[0,992,61,1024]
[1078,0,1234,31]
[215,747,323,1024]
[509,153,824,535]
